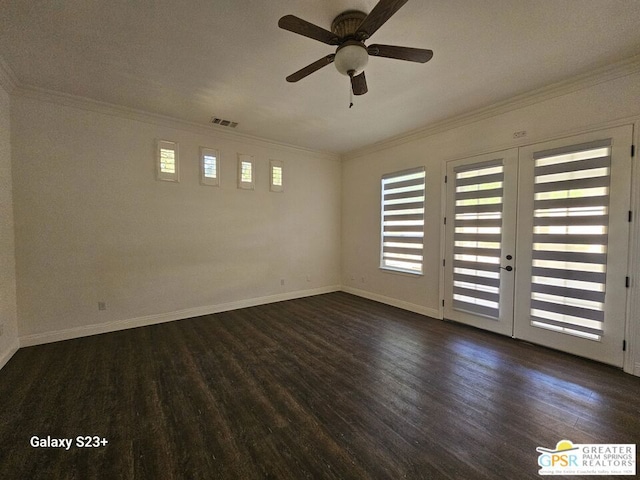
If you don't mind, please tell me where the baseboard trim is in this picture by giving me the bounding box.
[0,340,20,370]
[341,286,441,319]
[19,286,341,348]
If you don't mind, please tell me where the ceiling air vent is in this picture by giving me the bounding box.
[211,117,238,128]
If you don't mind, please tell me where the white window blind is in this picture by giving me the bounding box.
[453,160,504,319]
[237,154,255,190]
[201,147,219,186]
[157,140,179,182]
[270,160,283,192]
[380,167,425,274]
[530,139,611,341]
[241,162,252,181]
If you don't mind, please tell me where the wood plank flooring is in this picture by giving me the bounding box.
[1,292,639,479]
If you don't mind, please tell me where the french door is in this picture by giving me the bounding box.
[443,149,518,336]
[444,126,633,366]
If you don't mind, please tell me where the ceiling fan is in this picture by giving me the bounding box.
[278,0,433,98]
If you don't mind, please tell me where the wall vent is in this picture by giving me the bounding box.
[211,117,238,128]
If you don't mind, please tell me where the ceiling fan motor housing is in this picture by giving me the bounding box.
[332,11,369,76]
[331,10,367,38]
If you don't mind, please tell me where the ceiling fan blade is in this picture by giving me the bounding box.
[356,0,409,40]
[286,55,335,82]
[368,44,433,63]
[351,72,368,95]
[278,15,340,45]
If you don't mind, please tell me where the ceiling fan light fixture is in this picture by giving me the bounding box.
[334,41,369,76]
[279,0,433,94]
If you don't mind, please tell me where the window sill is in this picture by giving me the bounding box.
[380,267,423,277]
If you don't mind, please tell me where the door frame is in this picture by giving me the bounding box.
[513,125,633,367]
[442,148,518,337]
[439,123,635,369]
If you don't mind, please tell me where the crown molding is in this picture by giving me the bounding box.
[12,84,341,162]
[0,55,18,94]
[6,52,640,162]
[342,53,640,161]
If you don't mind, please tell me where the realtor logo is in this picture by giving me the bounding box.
[537,439,636,476]
[537,440,580,469]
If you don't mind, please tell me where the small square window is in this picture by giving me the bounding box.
[200,147,219,186]
[237,154,255,190]
[270,160,284,192]
[157,140,179,182]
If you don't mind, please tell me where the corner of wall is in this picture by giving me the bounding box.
[0,340,19,370]
[0,68,20,371]
[0,55,18,95]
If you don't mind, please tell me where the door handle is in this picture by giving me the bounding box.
[500,266,513,272]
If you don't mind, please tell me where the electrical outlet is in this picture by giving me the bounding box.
[513,130,527,139]
[280,279,285,286]
[98,301,107,311]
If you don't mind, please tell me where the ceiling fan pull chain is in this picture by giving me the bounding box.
[349,79,354,108]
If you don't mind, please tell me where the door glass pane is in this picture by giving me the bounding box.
[453,160,504,319]
[530,140,611,341]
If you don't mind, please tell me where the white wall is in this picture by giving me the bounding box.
[11,95,341,343]
[0,82,19,367]
[5,62,640,376]
[341,70,640,370]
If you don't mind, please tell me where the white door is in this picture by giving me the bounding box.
[444,126,633,367]
[513,126,633,366]
[443,149,518,336]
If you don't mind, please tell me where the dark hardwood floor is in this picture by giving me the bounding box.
[1,292,639,479]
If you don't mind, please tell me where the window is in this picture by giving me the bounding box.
[157,140,179,182]
[529,139,612,341]
[452,160,504,318]
[200,147,219,186]
[380,167,426,274]
[270,160,283,192]
[237,154,255,189]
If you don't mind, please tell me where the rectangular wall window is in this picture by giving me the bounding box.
[201,147,219,186]
[530,139,611,341]
[237,154,255,190]
[157,140,179,182]
[380,167,425,274]
[270,160,283,192]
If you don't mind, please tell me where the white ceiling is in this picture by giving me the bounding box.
[1,0,640,154]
